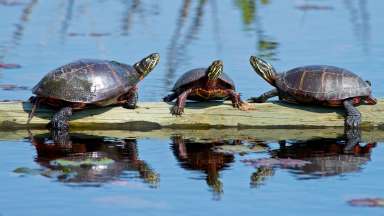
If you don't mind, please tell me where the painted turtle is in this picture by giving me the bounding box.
[248,56,377,128]
[163,60,244,115]
[28,53,160,130]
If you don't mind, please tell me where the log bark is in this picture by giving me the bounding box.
[0,100,383,130]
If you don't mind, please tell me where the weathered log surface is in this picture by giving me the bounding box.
[0,100,383,130]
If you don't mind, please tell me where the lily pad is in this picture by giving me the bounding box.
[51,157,114,167]
[13,167,42,175]
[213,144,267,154]
[242,158,311,168]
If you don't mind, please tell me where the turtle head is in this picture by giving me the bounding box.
[249,56,277,86]
[206,60,223,80]
[134,53,160,78]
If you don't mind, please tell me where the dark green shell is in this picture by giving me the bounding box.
[32,59,140,104]
[172,68,235,91]
[275,65,372,101]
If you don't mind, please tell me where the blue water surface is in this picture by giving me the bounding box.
[0,1,383,215]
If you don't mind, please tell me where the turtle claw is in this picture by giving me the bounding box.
[171,106,184,116]
[232,101,241,108]
[123,103,137,109]
[238,102,254,111]
[345,115,361,128]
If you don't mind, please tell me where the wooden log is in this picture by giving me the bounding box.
[0,100,383,130]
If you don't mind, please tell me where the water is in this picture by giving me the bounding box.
[0,0,384,215]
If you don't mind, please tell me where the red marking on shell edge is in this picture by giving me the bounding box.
[353,97,361,105]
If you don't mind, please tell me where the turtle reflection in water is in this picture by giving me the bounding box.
[18,132,159,187]
[245,137,375,186]
[171,136,236,200]
[272,138,375,179]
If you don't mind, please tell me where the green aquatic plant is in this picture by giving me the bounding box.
[235,0,256,25]
[51,157,115,167]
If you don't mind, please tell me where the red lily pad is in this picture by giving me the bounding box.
[0,0,23,6]
[0,63,21,69]
[0,84,29,90]
[348,198,384,207]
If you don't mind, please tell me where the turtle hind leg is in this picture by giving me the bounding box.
[171,89,192,116]
[123,87,138,109]
[248,89,278,103]
[27,96,41,124]
[49,107,73,131]
[343,98,361,128]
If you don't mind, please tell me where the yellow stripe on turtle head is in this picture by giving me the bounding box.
[207,60,223,80]
[249,56,277,86]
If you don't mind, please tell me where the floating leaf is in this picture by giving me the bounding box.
[213,144,267,154]
[13,167,41,175]
[89,32,111,37]
[295,4,333,11]
[51,157,114,167]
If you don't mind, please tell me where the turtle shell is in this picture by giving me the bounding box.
[172,68,236,91]
[275,65,372,102]
[32,59,140,105]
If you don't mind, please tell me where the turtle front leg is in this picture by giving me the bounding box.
[171,89,192,116]
[248,89,278,103]
[50,107,73,131]
[123,87,138,109]
[343,98,361,128]
[226,89,243,108]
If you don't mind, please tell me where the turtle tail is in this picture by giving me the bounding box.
[27,97,40,125]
